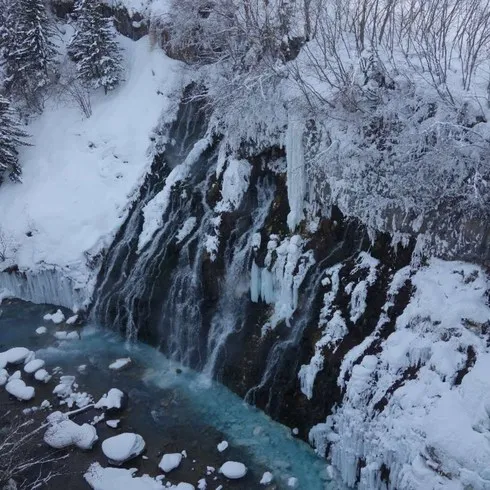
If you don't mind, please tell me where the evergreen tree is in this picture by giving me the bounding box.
[68,0,123,93]
[2,0,58,104]
[0,95,29,183]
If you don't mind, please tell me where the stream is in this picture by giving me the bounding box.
[0,299,340,490]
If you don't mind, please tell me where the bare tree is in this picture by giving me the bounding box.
[0,410,68,489]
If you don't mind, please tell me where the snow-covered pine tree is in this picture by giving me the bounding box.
[0,95,29,183]
[68,0,123,93]
[2,0,58,106]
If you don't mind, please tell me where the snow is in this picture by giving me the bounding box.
[321,259,490,490]
[5,378,35,400]
[0,347,32,366]
[138,135,212,252]
[176,217,197,244]
[95,388,125,410]
[287,477,298,487]
[102,433,145,465]
[54,330,79,340]
[24,358,45,373]
[44,411,98,450]
[0,369,8,386]
[0,34,183,306]
[260,472,273,485]
[53,375,76,399]
[106,419,120,429]
[35,326,47,335]
[217,440,228,452]
[109,358,131,370]
[34,368,51,383]
[197,479,206,490]
[85,463,164,490]
[44,309,65,324]
[66,314,79,325]
[219,461,247,479]
[158,453,182,472]
[214,159,252,212]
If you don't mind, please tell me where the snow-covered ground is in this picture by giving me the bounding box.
[0,32,182,307]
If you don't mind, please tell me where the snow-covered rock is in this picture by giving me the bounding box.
[159,453,182,472]
[95,388,126,413]
[102,433,145,465]
[0,347,31,366]
[54,331,79,340]
[66,314,79,325]
[109,358,131,370]
[44,309,65,324]
[217,440,228,452]
[287,476,298,487]
[24,358,45,374]
[53,375,76,399]
[106,419,120,429]
[219,461,247,479]
[34,369,51,383]
[44,412,98,450]
[6,378,35,400]
[0,368,8,386]
[35,326,47,335]
[260,472,273,485]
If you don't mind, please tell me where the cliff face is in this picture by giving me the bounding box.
[90,91,490,489]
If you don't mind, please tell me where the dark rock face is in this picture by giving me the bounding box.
[91,92,420,450]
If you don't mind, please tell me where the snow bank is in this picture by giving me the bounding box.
[0,34,182,303]
[102,433,145,465]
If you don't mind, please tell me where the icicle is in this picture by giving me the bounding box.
[285,116,306,231]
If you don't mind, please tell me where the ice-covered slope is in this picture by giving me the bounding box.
[0,34,182,306]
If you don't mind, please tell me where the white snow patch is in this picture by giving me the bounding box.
[215,159,252,212]
[106,419,120,429]
[36,326,47,335]
[176,217,197,244]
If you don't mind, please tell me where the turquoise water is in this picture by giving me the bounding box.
[0,300,342,490]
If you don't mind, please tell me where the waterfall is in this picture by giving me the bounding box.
[0,267,88,310]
